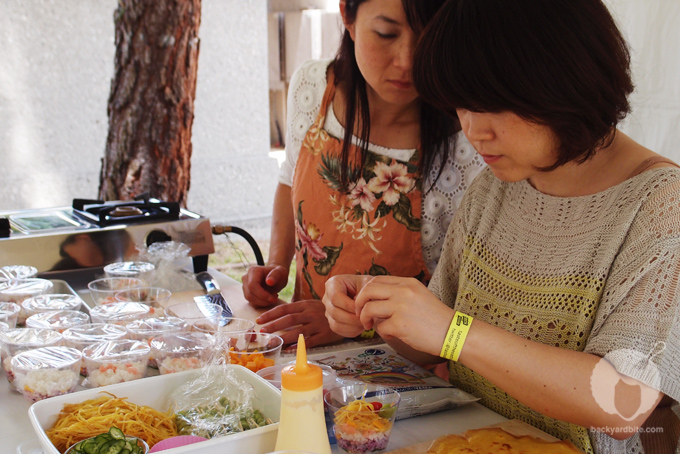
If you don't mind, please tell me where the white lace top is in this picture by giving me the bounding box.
[280,59,486,273]
[430,167,680,453]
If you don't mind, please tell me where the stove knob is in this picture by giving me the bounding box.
[0,218,9,238]
[146,229,172,246]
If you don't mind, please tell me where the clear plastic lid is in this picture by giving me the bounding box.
[0,327,63,350]
[0,321,8,332]
[104,261,155,277]
[125,316,188,337]
[83,339,150,362]
[0,278,54,301]
[26,310,90,331]
[0,265,38,280]
[89,302,152,324]
[11,345,82,372]
[150,331,213,354]
[0,302,21,318]
[21,294,84,315]
[62,323,128,346]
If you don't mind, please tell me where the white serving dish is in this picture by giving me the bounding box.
[28,365,282,454]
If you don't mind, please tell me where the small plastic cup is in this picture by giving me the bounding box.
[125,316,188,367]
[324,384,401,454]
[89,301,152,326]
[1,278,54,324]
[104,261,155,281]
[197,317,255,340]
[0,321,8,332]
[257,361,338,392]
[62,323,128,375]
[21,294,84,318]
[26,310,90,332]
[11,346,82,402]
[225,332,283,373]
[150,332,213,375]
[0,265,38,280]
[0,302,21,328]
[82,339,150,387]
[166,301,224,334]
[0,328,63,390]
[115,287,172,317]
[87,277,144,306]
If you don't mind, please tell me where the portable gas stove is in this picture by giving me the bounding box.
[0,196,214,283]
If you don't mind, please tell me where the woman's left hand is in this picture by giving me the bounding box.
[257,300,345,348]
[354,276,454,356]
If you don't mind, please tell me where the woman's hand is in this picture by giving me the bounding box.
[242,264,289,308]
[353,276,454,357]
[257,300,345,348]
[323,275,376,338]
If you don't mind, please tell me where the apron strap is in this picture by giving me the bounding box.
[627,156,680,179]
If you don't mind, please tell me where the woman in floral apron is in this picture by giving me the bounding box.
[242,0,485,347]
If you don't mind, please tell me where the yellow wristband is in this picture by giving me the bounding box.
[359,328,376,339]
[440,311,473,362]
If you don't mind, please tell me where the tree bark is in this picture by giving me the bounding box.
[99,0,201,207]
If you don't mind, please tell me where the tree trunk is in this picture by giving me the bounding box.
[99,0,201,207]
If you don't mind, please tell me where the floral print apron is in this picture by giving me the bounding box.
[291,70,429,301]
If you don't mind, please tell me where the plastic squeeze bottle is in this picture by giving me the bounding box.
[274,333,332,454]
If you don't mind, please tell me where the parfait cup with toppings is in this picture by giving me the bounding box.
[87,277,144,306]
[62,323,128,376]
[324,384,401,454]
[0,328,63,390]
[126,316,188,367]
[11,345,82,402]
[151,331,213,375]
[1,278,55,325]
[89,301,152,326]
[25,309,90,332]
[0,302,21,329]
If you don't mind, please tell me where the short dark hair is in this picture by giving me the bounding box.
[334,0,455,190]
[413,0,634,169]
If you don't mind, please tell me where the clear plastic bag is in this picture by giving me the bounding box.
[167,358,273,439]
[136,241,201,293]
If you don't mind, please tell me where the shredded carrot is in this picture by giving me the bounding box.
[45,392,177,453]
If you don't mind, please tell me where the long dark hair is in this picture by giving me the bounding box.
[413,0,633,170]
[334,0,456,190]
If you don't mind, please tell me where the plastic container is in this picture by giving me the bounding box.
[257,360,338,392]
[0,321,8,332]
[208,317,256,340]
[0,328,63,389]
[11,346,82,402]
[115,287,172,317]
[166,301,224,333]
[126,316,188,367]
[0,301,21,328]
[89,301,152,325]
[82,339,151,387]
[226,332,284,374]
[21,294,84,318]
[104,261,155,281]
[28,366,282,454]
[150,332,213,375]
[62,323,128,375]
[26,310,90,332]
[1,278,54,324]
[324,384,401,454]
[274,334,331,454]
[0,265,38,280]
[87,277,144,306]
[65,433,149,454]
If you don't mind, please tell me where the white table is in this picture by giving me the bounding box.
[3,269,507,453]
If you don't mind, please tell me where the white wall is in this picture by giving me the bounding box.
[0,0,276,227]
[605,0,680,161]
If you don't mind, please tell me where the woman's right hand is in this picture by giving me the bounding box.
[242,264,289,308]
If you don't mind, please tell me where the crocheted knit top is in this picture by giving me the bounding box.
[430,167,680,453]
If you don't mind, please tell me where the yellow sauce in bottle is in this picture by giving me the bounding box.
[274,334,331,454]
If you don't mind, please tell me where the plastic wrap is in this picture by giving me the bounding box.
[22,294,84,317]
[26,310,90,332]
[150,331,212,374]
[11,346,82,401]
[168,358,273,439]
[89,301,152,325]
[136,241,201,293]
[82,340,150,387]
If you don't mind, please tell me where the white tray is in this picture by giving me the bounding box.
[28,366,281,454]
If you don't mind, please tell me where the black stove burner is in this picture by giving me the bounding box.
[72,197,180,227]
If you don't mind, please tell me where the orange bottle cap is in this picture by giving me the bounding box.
[281,334,322,391]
